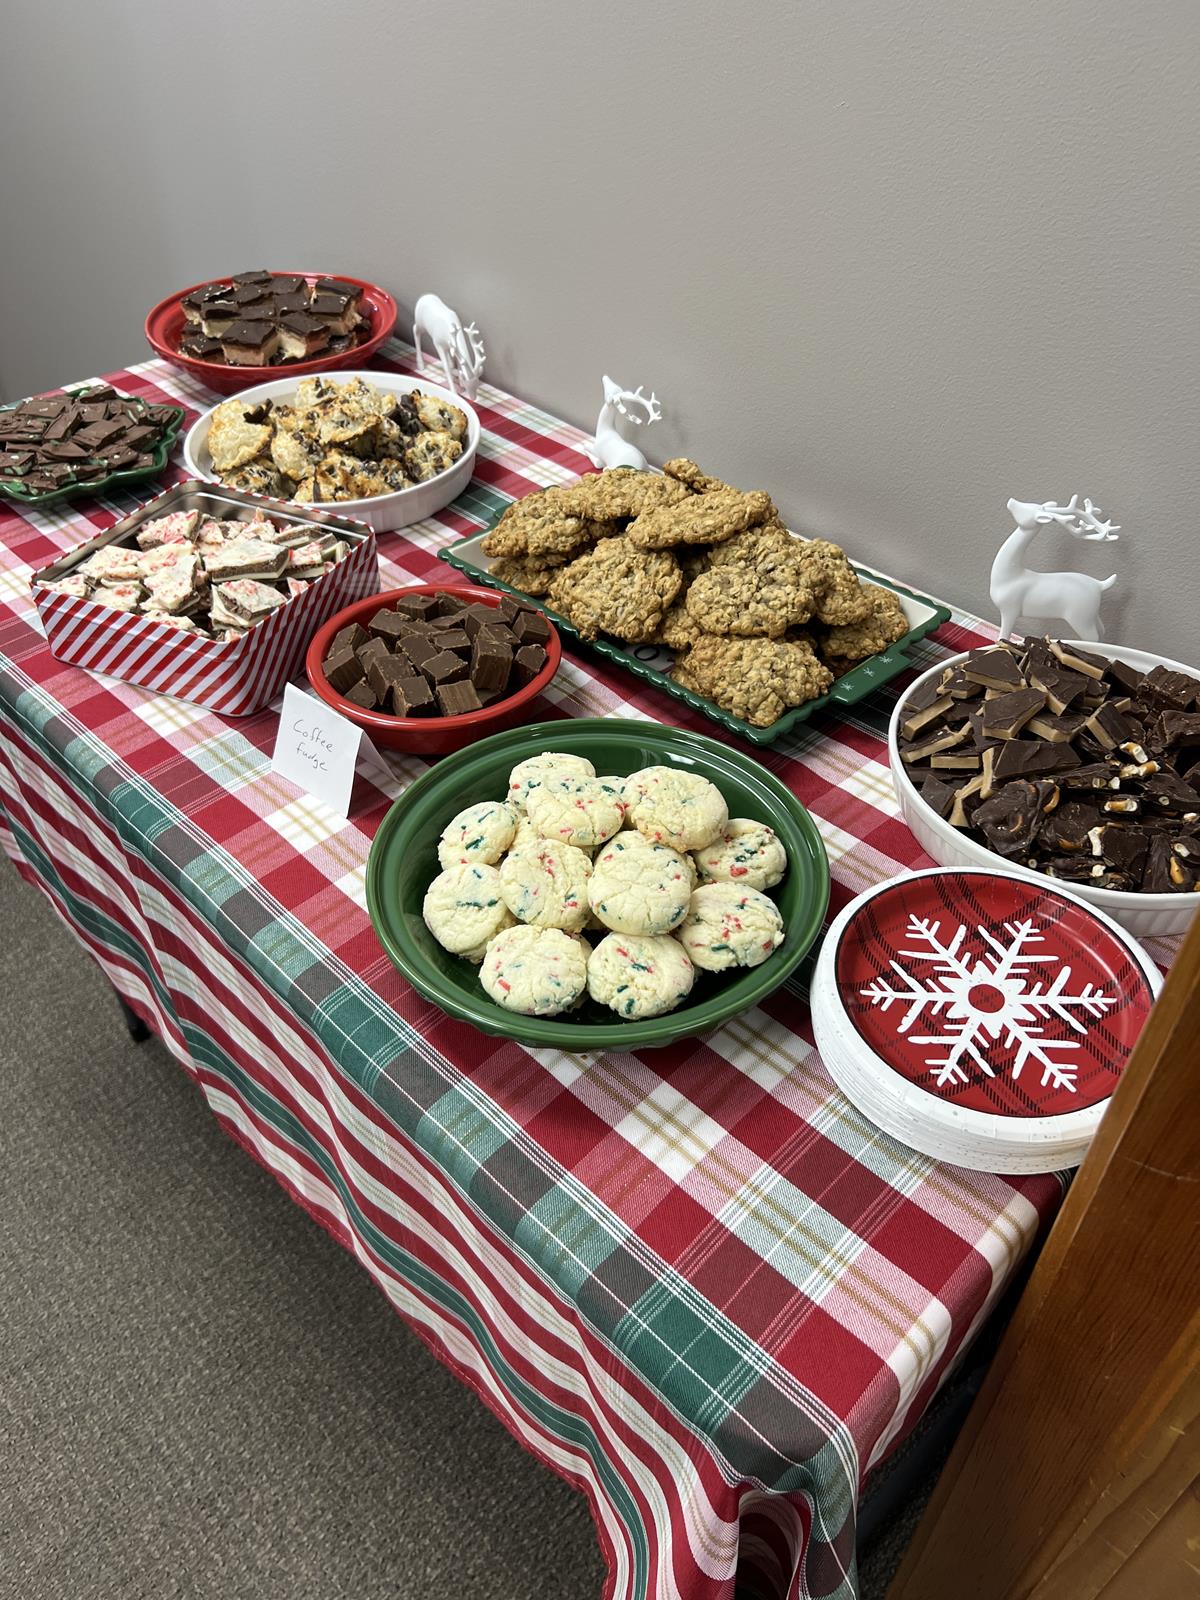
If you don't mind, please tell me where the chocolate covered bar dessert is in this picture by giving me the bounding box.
[897,637,1200,893]
[172,272,369,367]
[321,592,552,718]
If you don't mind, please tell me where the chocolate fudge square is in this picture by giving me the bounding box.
[422,649,468,688]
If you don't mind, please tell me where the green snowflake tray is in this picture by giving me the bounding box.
[0,386,185,509]
[440,518,951,747]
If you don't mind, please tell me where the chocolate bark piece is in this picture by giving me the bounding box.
[386,673,433,716]
[1165,836,1200,891]
[1059,761,1122,791]
[1103,658,1144,697]
[74,418,124,448]
[43,412,80,440]
[1027,662,1090,714]
[366,608,410,645]
[512,610,551,646]
[900,693,953,740]
[470,635,512,695]
[1140,770,1200,814]
[1027,710,1089,742]
[1142,834,1184,892]
[1100,823,1151,878]
[1155,711,1200,751]
[436,680,483,716]
[930,750,984,770]
[511,644,547,687]
[399,631,439,670]
[422,649,468,687]
[971,780,1055,856]
[962,647,1024,692]
[901,726,970,763]
[1049,640,1108,679]
[918,775,959,819]
[980,687,1045,740]
[947,773,986,828]
[331,621,369,655]
[1081,700,1136,750]
[1042,799,1100,853]
[1138,666,1199,710]
[991,738,1079,781]
[323,643,365,695]
[395,592,440,621]
[1041,855,1108,884]
[343,680,378,711]
[1101,795,1142,817]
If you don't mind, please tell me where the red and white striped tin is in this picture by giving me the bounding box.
[31,482,379,716]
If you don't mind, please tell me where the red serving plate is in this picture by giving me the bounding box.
[144,273,398,395]
[306,583,563,756]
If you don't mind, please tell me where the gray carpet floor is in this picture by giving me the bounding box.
[0,863,932,1599]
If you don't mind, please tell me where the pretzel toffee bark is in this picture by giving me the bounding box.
[897,637,1200,892]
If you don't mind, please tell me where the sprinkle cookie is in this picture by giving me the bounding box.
[587,933,696,1019]
[423,863,516,962]
[437,800,519,870]
[677,883,785,972]
[499,838,592,931]
[587,835,693,935]
[480,926,590,1016]
[507,752,596,812]
[694,820,788,891]
[526,776,625,850]
[627,766,728,853]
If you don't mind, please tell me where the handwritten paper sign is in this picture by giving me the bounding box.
[271,684,364,817]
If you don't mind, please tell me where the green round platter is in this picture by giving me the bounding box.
[366,718,831,1050]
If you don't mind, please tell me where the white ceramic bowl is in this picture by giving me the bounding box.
[183,370,479,534]
[888,640,1200,939]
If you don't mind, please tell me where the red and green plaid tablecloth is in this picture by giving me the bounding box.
[0,345,1088,1600]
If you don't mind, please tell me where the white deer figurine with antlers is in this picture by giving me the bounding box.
[412,293,486,401]
[991,495,1121,641]
[583,376,662,471]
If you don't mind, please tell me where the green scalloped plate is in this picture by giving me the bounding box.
[366,718,830,1049]
[441,519,951,746]
[0,387,185,509]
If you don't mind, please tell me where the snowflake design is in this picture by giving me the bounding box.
[859,916,1115,1092]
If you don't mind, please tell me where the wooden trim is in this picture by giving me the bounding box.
[887,915,1200,1600]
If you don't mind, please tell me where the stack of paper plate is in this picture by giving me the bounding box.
[811,867,1162,1173]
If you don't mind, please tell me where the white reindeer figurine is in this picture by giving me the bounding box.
[412,293,485,401]
[991,495,1120,641]
[583,376,662,471]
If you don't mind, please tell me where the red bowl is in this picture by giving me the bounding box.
[306,583,563,755]
[145,272,399,395]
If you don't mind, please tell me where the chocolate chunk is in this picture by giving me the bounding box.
[356,636,389,673]
[901,693,953,740]
[391,675,435,717]
[1081,700,1136,750]
[73,419,124,448]
[1103,658,1145,697]
[422,649,468,687]
[962,647,1024,691]
[394,592,440,621]
[400,631,439,670]
[1140,770,1200,813]
[496,595,525,625]
[331,621,369,655]
[366,608,410,645]
[992,738,1079,781]
[436,680,483,717]
[1100,823,1151,878]
[1027,663,1090,714]
[1139,666,1199,710]
[367,653,414,704]
[1049,640,1108,679]
[323,643,365,695]
[435,628,472,658]
[901,726,970,764]
[342,680,378,711]
[477,621,518,650]
[460,602,501,639]
[512,610,551,646]
[470,635,512,695]
[511,644,547,687]
[947,774,986,827]
[1026,710,1089,743]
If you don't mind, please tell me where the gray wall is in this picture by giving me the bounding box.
[2,0,1196,658]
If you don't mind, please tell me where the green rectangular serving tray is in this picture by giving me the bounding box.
[0,386,185,510]
[440,517,951,747]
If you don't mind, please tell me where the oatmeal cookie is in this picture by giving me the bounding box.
[552,469,690,521]
[672,635,834,727]
[684,560,817,638]
[819,582,909,666]
[546,538,682,642]
[626,488,774,550]
[662,458,732,495]
[703,520,796,569]
[488,555,562,596]
[480,486,591,559]
[788,539,873,626]
[655,599,705,654]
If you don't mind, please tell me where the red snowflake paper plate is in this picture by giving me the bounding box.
[812,868,1162,1172]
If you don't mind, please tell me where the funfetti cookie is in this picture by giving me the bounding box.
[423,862,516,962]
[694,820,789,891]
[677,883,785,972]
[506,752,596,813]
[587,835,693,935]
[626,766,728,853]
[587,932,695,1018]
[526,776,625,851]
[479,925,589,1016]
[437,800,519,871]
[498,837,591,932]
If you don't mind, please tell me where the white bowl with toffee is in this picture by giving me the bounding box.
[888,637,1200,939]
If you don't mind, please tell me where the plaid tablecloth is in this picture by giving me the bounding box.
[0,344,1078,1600]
